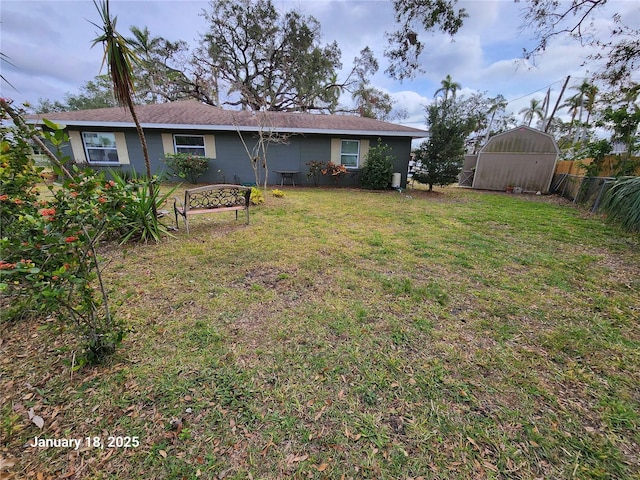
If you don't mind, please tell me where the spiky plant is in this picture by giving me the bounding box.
[600,176,640,232]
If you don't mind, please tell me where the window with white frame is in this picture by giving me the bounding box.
[174,135,206,155]
[82,132,119,164]
[340,140,360,168]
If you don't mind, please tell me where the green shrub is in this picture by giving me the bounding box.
[271,189,286,198]
[600,176,640,232]
[0,117,126,362]
[360,141,394,190]
[163,153,210,184]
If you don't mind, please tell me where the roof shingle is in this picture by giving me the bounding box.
[27,100,427,137]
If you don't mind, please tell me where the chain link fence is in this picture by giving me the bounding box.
[550,174,617,212]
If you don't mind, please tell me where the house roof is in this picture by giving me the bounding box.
[27,100,428,138]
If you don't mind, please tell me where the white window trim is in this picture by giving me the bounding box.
[82,132,120,165]
[174,134,206,155]
[340,139,360,169]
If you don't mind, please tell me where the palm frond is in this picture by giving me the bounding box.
[600,176,640,232]
[90,0,140,106]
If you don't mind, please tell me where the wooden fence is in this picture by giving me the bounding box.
[555,156,640,177]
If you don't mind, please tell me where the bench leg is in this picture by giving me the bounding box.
[185,216,189,234]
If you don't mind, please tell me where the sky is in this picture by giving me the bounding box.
[1,0,639,131]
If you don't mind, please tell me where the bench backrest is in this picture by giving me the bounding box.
[184,184,251,211]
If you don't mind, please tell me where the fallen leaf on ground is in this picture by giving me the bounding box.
[28,408,44,429]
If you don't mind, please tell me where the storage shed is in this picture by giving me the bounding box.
[467,126,559,193]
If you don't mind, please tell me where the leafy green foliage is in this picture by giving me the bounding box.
[0,112,125,362]
[578,139,612,176]
[106,169,177,244]
[600,176,640,232]
[601,104,640,175]
[360,141,395,190]
[163,153,210,184]
[412,96,476,190]
[0,102,175,363]
[200,0,342,111]
[385,0,468,80]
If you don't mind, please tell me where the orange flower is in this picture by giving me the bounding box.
[64,236,78,243]
[0,194,8,201]
[98,197,107,203]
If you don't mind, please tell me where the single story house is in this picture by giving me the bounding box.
[459,126,559,193]
[27,100,428,188]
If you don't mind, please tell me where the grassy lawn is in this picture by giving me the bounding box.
[2,186,639,479]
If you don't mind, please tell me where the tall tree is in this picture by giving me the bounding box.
[412,96,478,191]
[519,98,545,127]
[90,0,155,215]
[561,93,581,141]
[435,74,461,102]
[199,0,343,112]
[349,48,396,120]
[484,95,509,144]
[126,27,199,104]
[126,26,163,103]
[352,84,395,120]
[600,85,640,174]
[385,0,637,94]
[384,0,467,80]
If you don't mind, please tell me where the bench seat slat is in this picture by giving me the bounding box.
[183,205,246,215]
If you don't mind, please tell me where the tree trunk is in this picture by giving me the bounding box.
[126,97,157,218]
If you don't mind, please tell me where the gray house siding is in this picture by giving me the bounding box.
[63,128,413,188]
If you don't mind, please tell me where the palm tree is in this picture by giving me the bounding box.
[484,94,508,143]
[434,74,461,102]
[561,94,581,140]
[569,80,598,143]
[583,83,599,128]
[324,72,343,114]
[127,26,162,103]
[519,98,545,127]
[91,0,155,216]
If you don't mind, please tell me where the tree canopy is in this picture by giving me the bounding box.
[384,0,467,80]
[412,86,487,190]
[519,0,639,87]
[198,0,343,112]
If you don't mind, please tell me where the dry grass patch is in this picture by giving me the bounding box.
[2,186,639,479]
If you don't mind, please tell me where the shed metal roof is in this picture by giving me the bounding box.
[480,126,559,154]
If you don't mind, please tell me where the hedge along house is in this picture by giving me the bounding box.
[460,126,560,193]
[27,100,428,188]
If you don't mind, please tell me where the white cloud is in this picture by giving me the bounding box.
[1,0,634,127]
